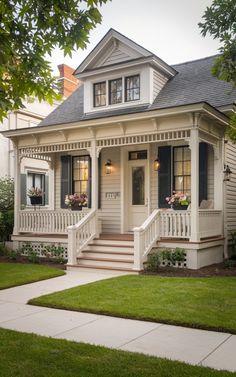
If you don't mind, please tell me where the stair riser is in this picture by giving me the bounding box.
[87,245,134,253]
[93,240,134,246]
[82,252,134,261]
[78,259,134,268]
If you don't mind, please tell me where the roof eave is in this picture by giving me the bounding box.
[1,102,228,140]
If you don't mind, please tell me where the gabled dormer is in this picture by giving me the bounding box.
[74,29,176,114]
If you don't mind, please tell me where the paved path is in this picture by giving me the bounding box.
[0,270,235,373]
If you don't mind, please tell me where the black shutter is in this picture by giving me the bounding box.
[158,146,171,208]
[199,142,208,205]
[61,155,72,208]
[88,156,92,208]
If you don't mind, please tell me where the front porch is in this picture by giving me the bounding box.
[8,106,228,270]
[12,207,224,271]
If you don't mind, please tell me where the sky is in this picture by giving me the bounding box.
[49,0,220,75]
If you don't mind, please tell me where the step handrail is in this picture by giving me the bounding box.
[67,209,99,265]
[133,209,161,270]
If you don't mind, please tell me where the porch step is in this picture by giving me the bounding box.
[67,265,139,274]
[82,250,134,260]
[86,244,134,253]
[92,239,134,247]
[75,236,135,271]
[77,256,133,269]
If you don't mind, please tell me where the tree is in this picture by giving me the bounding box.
[0,0,109,121]
[0,177,14,242]
[199,0,236,88]
[0,177,14,211]
[199,0,236,139]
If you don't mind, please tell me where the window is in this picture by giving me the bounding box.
[173,146,191,194]
[73,156,90,205]
[109,78,122,104]
[94,82,106,107]
[125,75,140,102]
[27,172,45,205]
[129,150,147,160]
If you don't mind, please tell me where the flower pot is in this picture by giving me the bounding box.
[71,205,82,211]
[30,196,42,205]
[172,204,188,210]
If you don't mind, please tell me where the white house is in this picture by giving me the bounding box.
[2,29,236,271]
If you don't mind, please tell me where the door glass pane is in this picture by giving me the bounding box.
[132,167,144,205]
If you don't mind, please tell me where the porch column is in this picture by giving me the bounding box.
[213,141,224,210]
[190,127,200,242]
[48,155,55,210]
[90,140,99,209]
[13,145,21,235]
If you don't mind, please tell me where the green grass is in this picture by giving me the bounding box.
[30,275,236,334]
[0,328,235,377]
[0,263,65,289]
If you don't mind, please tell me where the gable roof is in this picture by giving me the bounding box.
[40,55,236,128]
[74,28,175,77]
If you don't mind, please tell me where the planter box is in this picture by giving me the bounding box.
[30,196,42,205]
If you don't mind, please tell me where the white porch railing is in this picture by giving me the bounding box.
[67,209,98,265]
[18,209,88,234]
[160,210,191,239]
[199,210,222,238]
[133,209,161,270]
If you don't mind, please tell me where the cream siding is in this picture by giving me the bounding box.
[225,141,236,236]
[152,70,169,102]
[101,48,131,67]
[99,147,121,233]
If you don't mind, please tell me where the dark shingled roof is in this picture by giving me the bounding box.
[40,55,236,127]
[150,55,236,110]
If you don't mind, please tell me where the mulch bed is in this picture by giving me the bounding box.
[0,256,66,270]
[143,262,236,277]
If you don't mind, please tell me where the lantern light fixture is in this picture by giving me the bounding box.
[223,164,232,181]
[105,159,112,174]
[153,156,160,171]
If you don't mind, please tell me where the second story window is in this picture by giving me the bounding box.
[94,82,106,107]
[109,78,122,104]
[125,75,140,102]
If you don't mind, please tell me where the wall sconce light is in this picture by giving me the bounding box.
[153,156,160,171]
[223,164,232,181]
[105,159,112,174]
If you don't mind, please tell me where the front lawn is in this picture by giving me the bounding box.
[30,275,236,334]
[0,263,65,289]
[0,328,234,377]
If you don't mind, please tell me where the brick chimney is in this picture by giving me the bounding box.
[57,64,79,97]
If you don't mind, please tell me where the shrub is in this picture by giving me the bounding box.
[146,253,160,271]
[0,210,14,242]
[42,244,66,264]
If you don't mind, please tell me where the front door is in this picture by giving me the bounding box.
[128,160,148,230]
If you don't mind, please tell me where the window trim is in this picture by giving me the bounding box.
[93,81,106,108]
[125,74,140,102]
[27,172,46,206]
[72,155,91,207]
[173,146,191,195]
[109,77,122,105]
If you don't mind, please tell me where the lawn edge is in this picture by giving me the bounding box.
[28,299,235,335]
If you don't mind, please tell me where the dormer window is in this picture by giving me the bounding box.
[94,81,106,107]
[109,78,122,104]
[125,75,140,102]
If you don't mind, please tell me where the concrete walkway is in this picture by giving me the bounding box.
[0,270,235,373]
